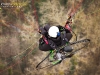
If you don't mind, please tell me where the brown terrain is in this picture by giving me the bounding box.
[0,0,100,75]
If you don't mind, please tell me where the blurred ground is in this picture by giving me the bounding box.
[0,0,100,75]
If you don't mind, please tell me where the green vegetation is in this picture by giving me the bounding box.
[0,0,100,75]
[69,57,77,75]
[23,3,31,13]
[34,0,48,24]
[32,48,38,55]
[8,68,13,75]
[82,0,95,13]
[59,0,68,7]
[0,62,5,70]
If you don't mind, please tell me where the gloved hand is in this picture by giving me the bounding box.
[39,38,45,45]
[57,25,65,31]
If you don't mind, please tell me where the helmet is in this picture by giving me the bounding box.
[48,26,60,38]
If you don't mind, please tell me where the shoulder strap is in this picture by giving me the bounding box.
[42,36,49,44]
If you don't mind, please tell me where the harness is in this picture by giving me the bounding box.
[42,31,68,50]
[39,24,70,49]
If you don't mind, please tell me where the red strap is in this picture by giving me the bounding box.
[65,24,72,31]
[42,36,48,44]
